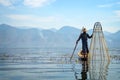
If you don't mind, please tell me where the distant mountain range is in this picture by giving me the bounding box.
[0,24,120,48]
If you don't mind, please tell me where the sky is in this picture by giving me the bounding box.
[0,0,120,32]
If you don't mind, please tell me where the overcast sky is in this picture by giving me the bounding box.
[0,0,120,32]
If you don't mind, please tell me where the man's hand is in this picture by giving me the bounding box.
[76,40,78,44]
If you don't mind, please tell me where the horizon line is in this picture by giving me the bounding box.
[0,23,119,33]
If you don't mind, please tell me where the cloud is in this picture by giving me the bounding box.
[7,14,32,20]
[114,10,120,17]
[23,0,55,8]
[0,0,22,9]
[5,14,93,30]
[6,14,61,22]
[0,0,56,8]
[5,14,64,29]
[98,1,120,8]
[98,3,114,8]
[5,14,70,29]
[0,0,12,6]
[116,2,120,4]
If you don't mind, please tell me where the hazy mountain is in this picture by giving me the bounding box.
[58,26,80,34]
[110,31,120,48]
[0,24,119,48]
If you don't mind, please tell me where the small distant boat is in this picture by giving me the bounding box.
[78,51,88,61]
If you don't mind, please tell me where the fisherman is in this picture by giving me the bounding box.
[76,28,93,59]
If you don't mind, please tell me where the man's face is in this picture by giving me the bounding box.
[83,28,86,32]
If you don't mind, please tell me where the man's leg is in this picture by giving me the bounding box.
[82,45,86,59]
[86,46,89,58]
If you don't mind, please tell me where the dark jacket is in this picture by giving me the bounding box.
[77,32,92,45]
[76,32,92,53]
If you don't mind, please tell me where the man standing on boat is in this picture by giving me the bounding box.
[76,28,93,59]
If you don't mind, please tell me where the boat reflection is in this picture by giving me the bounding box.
[74,57,110,80]
[74,59,88,80]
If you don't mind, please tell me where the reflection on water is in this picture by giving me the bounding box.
[74,58,110,80]
[89,60,110,80]
[74,59,88,80]
[0,48,120,80]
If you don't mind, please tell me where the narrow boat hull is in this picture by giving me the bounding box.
[78,51,88,61]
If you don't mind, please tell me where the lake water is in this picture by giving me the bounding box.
[0,48,120,80]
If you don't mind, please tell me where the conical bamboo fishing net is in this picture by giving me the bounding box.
[89,22,110,61]
[88,22,110,80]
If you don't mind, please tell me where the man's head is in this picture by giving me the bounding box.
[82,28,87,33]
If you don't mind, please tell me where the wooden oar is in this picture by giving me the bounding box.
[70,27,84,61]
[70,42,78,61]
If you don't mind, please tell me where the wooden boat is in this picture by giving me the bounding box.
[78,51,88,61]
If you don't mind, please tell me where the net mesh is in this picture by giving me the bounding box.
[88,22,110,80]
[89,22,110,61]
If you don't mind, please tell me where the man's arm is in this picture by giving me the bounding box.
[87,33,93,38]
[76,33,82,44]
